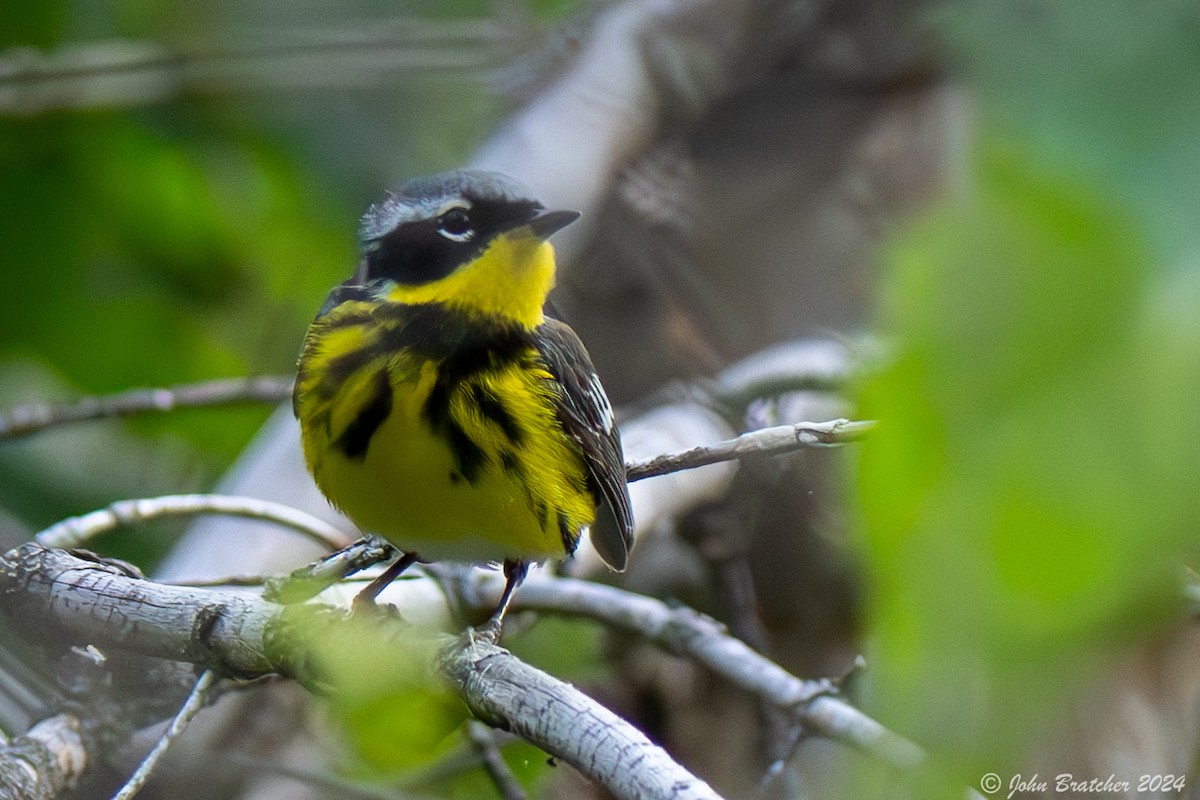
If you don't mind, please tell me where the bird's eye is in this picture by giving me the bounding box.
[437,208,474,242]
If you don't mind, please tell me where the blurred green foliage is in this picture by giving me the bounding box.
[856,0,1200,792]
[313,615,467,775]
[0,1,63,48]
[0,101,353,537]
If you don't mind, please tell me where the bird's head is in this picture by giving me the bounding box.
[356,170,578,329]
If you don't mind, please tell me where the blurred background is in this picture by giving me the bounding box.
[4,0,1200,798]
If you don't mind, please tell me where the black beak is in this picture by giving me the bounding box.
[528,209,580,239]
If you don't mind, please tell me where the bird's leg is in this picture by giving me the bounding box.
[476,560,528,642]
[352,551,419,613]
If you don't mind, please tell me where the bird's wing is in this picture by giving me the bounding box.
[534,317,634,571]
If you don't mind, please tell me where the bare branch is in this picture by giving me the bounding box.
[35,494,352,552]
[112,670,217,800]
[443,637,721,800]
[0,545,721,800]
[626,418,876,483]
[711,338,862,411]
[0,713,87,800]
[465,720,527,800]
[0,376,292,441]
[1,545,282,678]
[0,19,508,116]
[471,573,925,771]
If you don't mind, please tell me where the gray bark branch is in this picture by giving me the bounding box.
[0,544,720,800]
[0,713,87,800]
[452,571,925,771]
[626,418,875,483]
[35,494,351,553]
[444,640,720,800]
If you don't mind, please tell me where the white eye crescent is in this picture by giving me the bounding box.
[437,207,474,242]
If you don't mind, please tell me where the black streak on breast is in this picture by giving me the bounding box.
[471,383,524,444]
[334,369,394,460]
[424,368,487,483]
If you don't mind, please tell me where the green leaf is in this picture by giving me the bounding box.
[311,614,467,776]
[856,132,1200,791]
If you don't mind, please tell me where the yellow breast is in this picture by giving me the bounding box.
[296,317,596,564]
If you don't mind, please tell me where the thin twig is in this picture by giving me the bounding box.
[0,376,293,441]
[625,418,876,482]
[111,669,217,800]
[35,494,352,552]
[0,20,506,115]
[171,574,270,588]
[466,720,527,800]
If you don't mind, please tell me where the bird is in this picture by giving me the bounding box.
[293,169,634,630]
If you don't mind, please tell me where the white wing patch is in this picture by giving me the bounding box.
[588,372,615,433]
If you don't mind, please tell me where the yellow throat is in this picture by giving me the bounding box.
[383,232,557,329]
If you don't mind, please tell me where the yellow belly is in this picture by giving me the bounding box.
[302,359,594,564]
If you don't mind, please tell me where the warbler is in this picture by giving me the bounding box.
[293,169,634,625]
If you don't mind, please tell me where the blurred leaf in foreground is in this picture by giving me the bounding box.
[307,609,466,777]
[854,0,1200,790]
